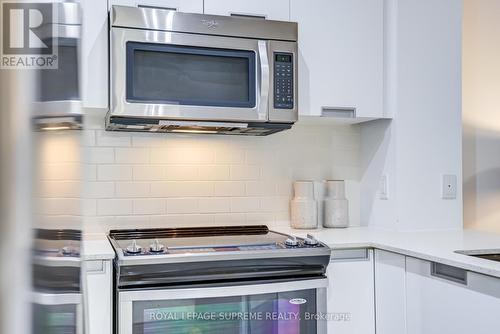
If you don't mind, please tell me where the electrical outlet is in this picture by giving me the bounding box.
[442,174,457,199]
[379,175,389,200]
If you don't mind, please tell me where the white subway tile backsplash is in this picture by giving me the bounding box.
[198,165,230,180]
[198,198,231,213]
[116,148,150,164]
[166,198,199,214]
[214,147,245,164]
[164,165,198,181]
[64,114,362,232]
[40,163,81,181]
[230,165,260,180]
[214,181,246,196]
[230,197,260,213]
[260,196,289,212]
[39,181,81,198]
[150,147,215,164]
[96,130,131,147]
[37,198,82,215]
[150,181,214,197]
[133,166,164,180]
[84,147,114,164]
[97,199,133,216]
[133,199,165,215]
[98,165,132,181]
[115,182,150,198]
[245,181,276,196]
[85,181,115,199]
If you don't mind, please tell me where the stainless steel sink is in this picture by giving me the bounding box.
[455,249,500,262]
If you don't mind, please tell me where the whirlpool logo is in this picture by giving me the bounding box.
[289,298,307,305]
[1,1,58,69]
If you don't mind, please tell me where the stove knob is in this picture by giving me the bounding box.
[285,236,299,247]
[125,240,142,254]
[61,246,73,256]
[304,234,319,246]
[149,239,165,253]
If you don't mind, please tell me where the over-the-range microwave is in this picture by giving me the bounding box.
[107,5,298,136]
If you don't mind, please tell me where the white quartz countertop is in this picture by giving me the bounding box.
[82,233,115,261]
[274,226,500,279]
[80,227,500,279]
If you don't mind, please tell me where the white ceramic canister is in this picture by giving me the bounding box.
[323,180,349,228]
[290,181,318,229]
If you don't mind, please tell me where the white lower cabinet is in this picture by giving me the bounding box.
[84,259,113,334]
[374,250,407,334]
[327,248,375,334]
[406,257,500,334]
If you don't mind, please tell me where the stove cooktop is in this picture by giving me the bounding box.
[109,225,324,257]
[109,225,331,289]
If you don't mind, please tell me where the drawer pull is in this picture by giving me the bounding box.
[321,107,356,118]
[230,13,267,20]
[138,5,177,11]
[431,262,467,285]
[331,249,369,261]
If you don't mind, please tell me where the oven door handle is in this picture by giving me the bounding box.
[257,40,270,120]
[119,278,328,302]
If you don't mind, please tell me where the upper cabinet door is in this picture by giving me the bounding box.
[82,0,109,109]
[204,0,290,21]
[109,0,203,13]
[291,0,384,118]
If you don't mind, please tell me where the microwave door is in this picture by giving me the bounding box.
[111,28,270,122]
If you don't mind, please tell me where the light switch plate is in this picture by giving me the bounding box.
[442,174,457,199]
[379,175,389,200]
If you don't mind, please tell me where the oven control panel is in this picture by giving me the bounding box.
[273,53,294,109]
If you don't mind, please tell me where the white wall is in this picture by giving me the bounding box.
[463,0,500,231]
[78,109,361,233]
[360,0,463,230]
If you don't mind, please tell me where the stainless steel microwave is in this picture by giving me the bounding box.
[107,6,298,135]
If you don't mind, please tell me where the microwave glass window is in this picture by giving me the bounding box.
[131,289,317,334]
[126,43,256,108]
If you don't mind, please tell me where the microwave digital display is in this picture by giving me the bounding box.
[275,54,292,63]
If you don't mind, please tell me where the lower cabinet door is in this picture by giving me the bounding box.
[84,260,113,334]
[406,257,500,334]
[374,250,407,334]
[327,248,375,334]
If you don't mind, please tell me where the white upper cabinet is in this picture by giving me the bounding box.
[109,0,203,13]
[81,0,109,109]
[327,249,375,334]
[290,0,385,118]
[204,0,290,21]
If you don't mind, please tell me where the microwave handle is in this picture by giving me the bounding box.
[257,40,270,119]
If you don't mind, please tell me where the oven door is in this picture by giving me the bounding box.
[111,27,271,122]
[118,279,327,334]
[31,292,83,334]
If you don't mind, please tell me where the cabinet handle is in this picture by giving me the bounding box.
[230,12,267,20]
[331,248,369,261]
[138,4,177,11]
[431,262,468,285]
[321,107,356,118]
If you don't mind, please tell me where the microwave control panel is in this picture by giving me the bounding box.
[273,53,294,109]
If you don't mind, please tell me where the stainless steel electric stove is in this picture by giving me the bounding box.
[108,225,331,334]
